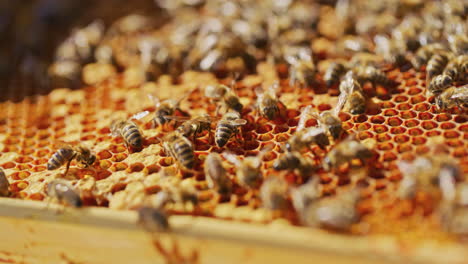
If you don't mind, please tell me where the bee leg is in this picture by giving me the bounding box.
[63,155,76,177]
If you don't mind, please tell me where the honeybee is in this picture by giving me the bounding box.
[397,155,461,200]
[204,83,243,114]
[426,51,452,82]
[260,177,288,211]
[167,114,212,141]
[223,147,270,189]
[443,55,468,82]
[323,138,374,171]
[47,144,96,176]
[291,178,320,214]
[110,119,144,149]
[354,65,391,86]
[373,35,407,66]
[285,48,316,87]
[428,74,452,94]
[256,82,285,120]
[411,43,446,69]
[339,71,366,114]
[163,131,195,170]
[447,34,468,55]
[137,207,170,233]
[215,111,247,147]
[309,100,346,140]
[204,152,232,197]
[46,179,82,207]
[435,85,468,110]
[323,61,347,87]
[0,168,10,197]
[286,127,330,152]
[273,151,318,177]
[301,188,361,231]
[149,94,189,127]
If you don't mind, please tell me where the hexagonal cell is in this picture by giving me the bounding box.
[376,134,392,142]
[34,149,50,158]
[387,117,402,127]
[399,110,416,119]
[421,121,438,130]
[373,124,388,134]
[370,116,385,124]
[396,103,411,111]
[390,127,406,135]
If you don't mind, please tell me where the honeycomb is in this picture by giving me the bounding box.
[1,0,467,255]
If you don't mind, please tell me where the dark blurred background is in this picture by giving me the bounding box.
[0,0,160,100]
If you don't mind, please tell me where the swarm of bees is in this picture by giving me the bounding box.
[2,0,467,240]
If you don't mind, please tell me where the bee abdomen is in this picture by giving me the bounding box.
[215,123,234,147]
[58,189,83,207]
[123,124,142,148]
[273,154,300,170]
[47,148,75,170]
[174,139,195,169]
[429,74,452,94]
[324,63,345,87]
[427,54,449,79]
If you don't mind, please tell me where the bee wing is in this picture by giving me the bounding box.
[450,85,468,99]
[148,94,161,108]
[230,119,247,126]
[222,152,241,166]
[284,54,298,65]
[334,87,348,116]
[164,115,192,122]
[297,105,313,131]
[131,110,151,121]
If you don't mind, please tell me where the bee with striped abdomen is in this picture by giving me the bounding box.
[110,119,144,150]
[223,147,271,189]
[256,82,285,120]
[163,131,195,170]
[436,85,468,110]
[285,48,316,88]
[215,111,247,147]
[273,151,318,177]
[323,138,374,171]
[149,93,189,127]
[205,82,243,114]
[339,71,366,115]
[443,55,468,82]
[0,168,10,197]
[426,51,452,82]
[47,144,96,176]
[204,152,232,198]
[411,43,446,69]
[260,177,288,211]
[323,61,347,87]
[46,179,82,207]
[167,114,213,141]
[428,74,452,94]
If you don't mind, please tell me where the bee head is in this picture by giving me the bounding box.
[264,105,279,120]
[442,75,452,86]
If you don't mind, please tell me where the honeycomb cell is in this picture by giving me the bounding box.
[411,137,427,145]
[97,150,113,160]
[387,117,402,127]
[111,153,128,162]
[453,148,467,158]
[460,124,468,133]
[256,124,273,134]
[410,95,426,104]
[32,166,46,172]
[356,123,371,131]
[99,160,112,170]
[443,131,460,139]
[342,122,354,130]
[258,133,274,141]
[370,116,385,124]
[380,101,395,109]
[357,131,373,140]
[382,152,397,162]
[454,116,467,124]
[440,122,456,130]
[110,144,126,154]
[373,124,388,134]
[20,148,34,155]
[396,103,411,111]
[128,162,145,172]
[275,134,288,142]
[111,163,128,172]
[96,170,112,180]
[408,87,422,95]
[376,133,392,142]
[403,119,419,128]
[378,142,394,151]
[425,131,441,137]
[10,181,29,192]
[390,127,406,135]
[396,144,412,153]
[393,95,408,103]
[421,121,438,130]
[408,128,424,136]
[353,115,368,123]
[317,104,332,111]
[447,139,463,147]
[273,125,289,134]
[338,112,351,122]
[414,103,430,112]
[394,135,410,144]
[399,110,416,119]
[244,141,260,150]
[159,157,174,167]
[16,164,33,170]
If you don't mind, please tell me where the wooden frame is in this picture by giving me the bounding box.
[0,198,466,264]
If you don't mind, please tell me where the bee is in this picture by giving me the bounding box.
[260,177,288,211]
[354,65,391,86]
[204,83,243,114]
[273,151,318,177]
[0,168,10,197]
[308,98,346,140]
[398,155,461,200]
[411,43,446,69]
[447,34,468,55]
[443,55,468,82]
[167,114,212,141]
[215,111,247,147]
[428,74,452,94]
[291,178,320,214]
[426,51,452,82]
[323,61,347,87]
[435,85,468,110]
[323,138,374,171]
[149,94,189,127]
[301,188,361,231]
[47,144,96,176]
[339,71,366,114]
[163,131,195,169]
[46,179,82,207]
[223,147,270,189]
[137,207,170,233]
[204,152,232,197]
[374,35,407,66]
[255,82,285,120]
[110,119,144,149]
[285,106,330,151]
[285,48,316,87]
